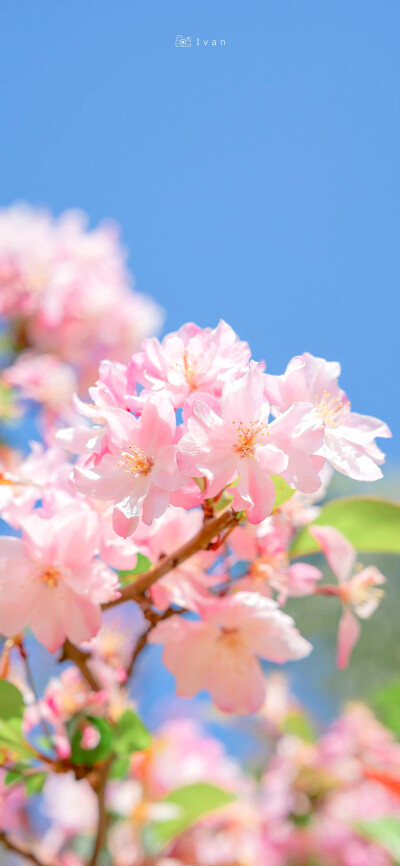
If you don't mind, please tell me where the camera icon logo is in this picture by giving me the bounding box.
[175,35,191,48]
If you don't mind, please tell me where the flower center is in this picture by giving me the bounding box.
[233,419,269,458]
[218,626,244,650]
[117,444,153,475]
[315,391,347,427]
[250,552,289,580]
[40,566,61,588]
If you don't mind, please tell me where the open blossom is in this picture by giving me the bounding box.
[0,203,162,384]
[264,352,391,481]
[73,394,184,537]
[150,591,312,714]
[128,320,251,408]
[178,365,323,524]
[0,502,119,651]
[133,506,222,610]
[310,525,386,668]
[230,517,321,603]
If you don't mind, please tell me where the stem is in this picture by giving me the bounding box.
[0,832,58,866]
[125,606,180,680]
[104,506,240,609]
[59,640,101,691]
[88,757,113,866]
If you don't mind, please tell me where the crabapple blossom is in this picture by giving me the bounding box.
[149,592,312,714]
[229,517,322,603]
[264,352,391,481]
[0,502,119,651]
[310,525,386,668]
[128,319,251,408]
[73,393,184,537]
[178,364,324,523]
[133,506,223,610]
[0,204,162,382]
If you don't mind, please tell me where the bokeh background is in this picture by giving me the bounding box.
[0,0,399,761]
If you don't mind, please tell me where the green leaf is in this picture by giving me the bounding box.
[118,554,152,585]
[371,678,400,739]
[69,716,114,766]
[109,756,130,779]
[282,711,316,742]
[0,718,34,759]
[357,817,400,860]
[114,709,151,756]
[4,769,21,786]
[271,475,295,510]
[0,681,24,720]
[150,782,235,847]
[25,772,46,796]
[290,497,400,557]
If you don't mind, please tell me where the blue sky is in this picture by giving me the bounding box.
[0,0,399,458]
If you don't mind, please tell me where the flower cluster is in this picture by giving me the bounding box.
[0,204,396,866]
[0,204,162,418]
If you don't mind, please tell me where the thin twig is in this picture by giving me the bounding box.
[0,831,58,866]
[59,640,101,692]
[88,756,113,866]
[104,506,240,609]
[125,606,180,680]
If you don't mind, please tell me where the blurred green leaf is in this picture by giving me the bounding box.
[109,756,130,779]
[69,716,114,766]
[357,817,400,860]
[4,769,21,786]
[371,678,400,739]
[150,782,235,847]
[272,475,295,510]
[25,772,46,796]
[118,554,152,585]
[0,718,33,759]
[290,497,400,556]
[282,711,316,742]
[114,709,151,756]
[0,681,24,720]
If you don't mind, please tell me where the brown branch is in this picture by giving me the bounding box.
[59,640,101,692]
[104,506,240,609]
[125,606,180,679]
[88,757,113,866]
[0,831,58,866]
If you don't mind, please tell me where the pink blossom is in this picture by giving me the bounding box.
[0,502,119,651]
[128,320,251,408]
[230,518,322,603]
[74,394,184,537]
[265,352,391,481]
[149,591,312,714]
[0,441,72,528]
[0,203,162,386]
[133,506,222,610]
[310,525,386,667]
[3,352,76,414]
[178,366,323,525]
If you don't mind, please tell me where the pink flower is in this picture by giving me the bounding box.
[230,519,321,603]
[0,502,119,652]
[73,394,184,537]
[310,525,386,668]
[265,352,391,481]
[178,366,322,524]
[128,320,251,408]
[133,506,221,610]
[149,591,312,714]
[0,203,162,387]
[3,352,76,414]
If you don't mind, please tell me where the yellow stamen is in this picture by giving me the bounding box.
[117,444,153,475]
[315,390,347,427]
[233,419,269,459]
